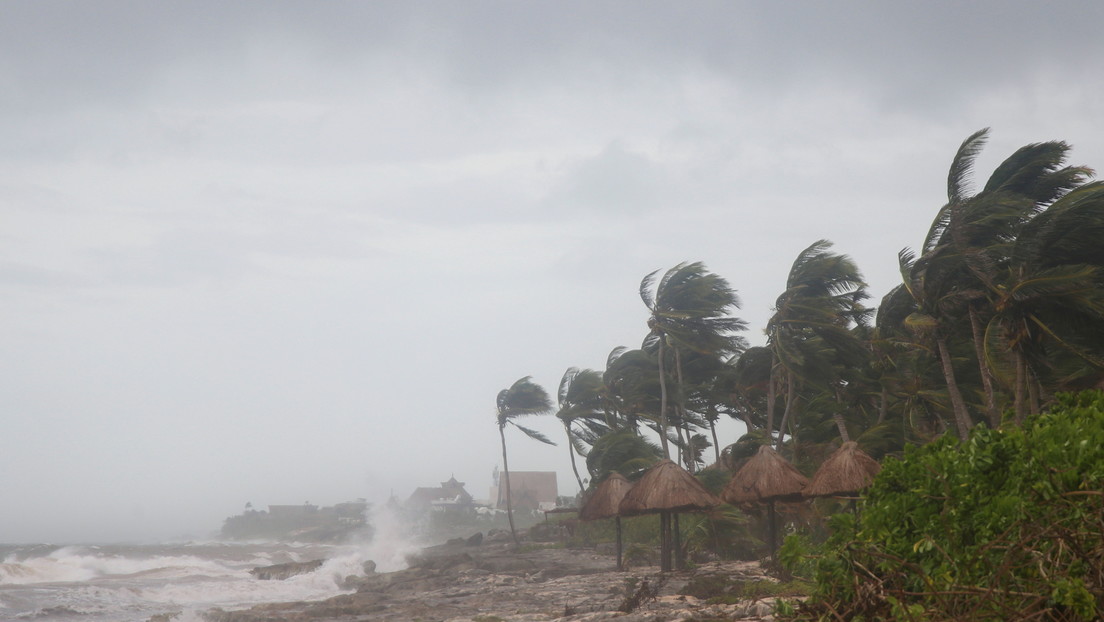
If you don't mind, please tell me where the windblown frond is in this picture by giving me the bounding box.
[947,128,989,204]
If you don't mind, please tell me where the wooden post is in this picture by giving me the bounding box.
[657,508,666,570]
[615,516,623,571]
[673,513,684,570]
[767,500,778,563]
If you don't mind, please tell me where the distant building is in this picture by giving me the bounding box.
[491,471,558,511]
[406,476,475,512]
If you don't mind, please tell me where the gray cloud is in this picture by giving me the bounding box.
[3,1,1104,542]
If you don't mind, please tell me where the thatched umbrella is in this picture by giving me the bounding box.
[722,445,809,560]
[579,472,633,569]
[804,441,881,498]
[619,459,722,571]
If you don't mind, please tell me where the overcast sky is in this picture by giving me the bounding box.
[3,1,1104,543]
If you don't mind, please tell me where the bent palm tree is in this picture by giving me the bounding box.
[555,367,608,493]
[767,240,869,450]
[983,181,1104,420]
[496,376,554,547]
[640,262,746,459]
[899,129,1098,433]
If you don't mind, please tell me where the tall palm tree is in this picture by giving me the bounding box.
[766,240,869,450]
[898,245,976,438]
[496,376,554,547]
[640,262,746,459]
[902,128,1097,431]
[554,367,609,493]
[983,181,1104,420]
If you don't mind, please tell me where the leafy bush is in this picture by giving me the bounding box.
[794,391,1104,621]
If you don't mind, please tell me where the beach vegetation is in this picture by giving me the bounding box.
[786,391,1104,621]
[494,128,1104,611]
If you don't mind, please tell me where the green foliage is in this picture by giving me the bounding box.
[585,429,661,480]
[694,468,731,495]
[795,391,1104,621]
[778,531,819,581]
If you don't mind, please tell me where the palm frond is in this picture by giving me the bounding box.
[639,269,659,311]
[511,422,556,446]
[947,127,989,204]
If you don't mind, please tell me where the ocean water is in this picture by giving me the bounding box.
[0,515,423,621]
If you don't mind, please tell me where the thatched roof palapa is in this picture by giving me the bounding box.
[804,441,881,497]
[579,472,633,521]
[618,459,722,517]
[722,445,809,504]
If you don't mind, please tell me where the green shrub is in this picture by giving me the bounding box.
[795,391,1104,621]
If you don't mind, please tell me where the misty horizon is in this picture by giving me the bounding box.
[4,1,1104,544]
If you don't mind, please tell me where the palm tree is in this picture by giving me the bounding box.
[496,376,554,547]
[585,428,662,482]
[554,367,609,493]
[902,129,1097,431]
[640,262,746,459]
[766,240,869,451]
[898,245,976,438]
[983,181,1104,420]
[602,346,660,432]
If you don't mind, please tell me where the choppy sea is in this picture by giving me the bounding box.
[0,532,421,622]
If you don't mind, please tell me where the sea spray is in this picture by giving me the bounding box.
[0,505,429,621]
[0,541,340,622]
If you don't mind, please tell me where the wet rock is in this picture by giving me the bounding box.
[485,528,512,543]
[466,531,484,546]
[207,545,794,622]
[248,559,324,580]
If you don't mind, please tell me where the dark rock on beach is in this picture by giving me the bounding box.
[204,533,789,622]
[249,559,325,580]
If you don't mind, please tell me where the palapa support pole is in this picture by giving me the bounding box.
[767,500,778,563]
[673,513,684,570]
[615,516,623,571]
[660,511,672,572]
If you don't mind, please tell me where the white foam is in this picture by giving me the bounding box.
[0,508,428,621]
[0,547,239,585]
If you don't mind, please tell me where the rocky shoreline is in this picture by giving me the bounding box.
[200,531,794,622]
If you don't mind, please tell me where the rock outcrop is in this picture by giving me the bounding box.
[248,559,325,580]
[206,536,791,622]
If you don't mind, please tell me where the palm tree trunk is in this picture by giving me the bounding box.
[674,413,686,468]
[969,305,1000,427]
[564,424,585,493]
[774,370,797,451]
[674,347,691,471]
[1028,372,1041,416]
[498,426,519,548]
[877,386,888,425]
[936,335,973,439]
[766,359,778,435]
[657,338,671,459]
[1014,351,1027,424]
[832,387,850,442]
[833,412,851,443]
[709,418,721,465]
